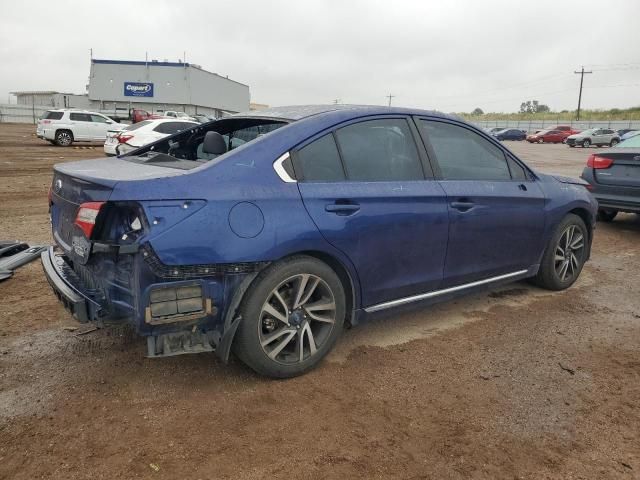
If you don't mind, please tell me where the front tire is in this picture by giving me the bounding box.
[582,139,591,148]
[233,256,346,378]
[532,214,588,291]
[54,130,73,147]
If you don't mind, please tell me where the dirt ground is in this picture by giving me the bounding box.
[0,123,639,479]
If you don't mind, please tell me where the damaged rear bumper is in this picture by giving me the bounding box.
[40,246,103,322]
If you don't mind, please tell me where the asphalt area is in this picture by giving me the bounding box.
[0,123,639,479]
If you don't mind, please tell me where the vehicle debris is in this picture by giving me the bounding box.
[0,242,48,282]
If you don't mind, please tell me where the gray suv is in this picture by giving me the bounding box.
[566,128,620,148]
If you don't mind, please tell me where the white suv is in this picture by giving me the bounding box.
[36,109,123,146]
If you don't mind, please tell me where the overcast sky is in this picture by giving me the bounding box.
[1,0,639,113]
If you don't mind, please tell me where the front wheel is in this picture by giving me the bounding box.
[532,214,588,291]
[233,256,346,378]
[582,139,591,148]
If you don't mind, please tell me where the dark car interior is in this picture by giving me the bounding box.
[123,117,288,169]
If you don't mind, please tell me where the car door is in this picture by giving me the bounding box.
[294,117,449,308]
[417,118,546,287]
[68,112,90,140]
[89,114,114,141]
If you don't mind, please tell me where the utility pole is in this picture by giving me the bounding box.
[573,66,592,121]
[386,94,395,106]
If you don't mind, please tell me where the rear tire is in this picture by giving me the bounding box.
[610,139,619,147]
[233,256,346,378]
[55,130,73,147]
[532,214,588,291]
[597,209,618,222]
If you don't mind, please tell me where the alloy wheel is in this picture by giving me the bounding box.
[57,132,72,146]
[554,225,585,282]
[258,274,336,365]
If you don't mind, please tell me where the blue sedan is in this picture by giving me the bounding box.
[42,105,597,377]
[494,128,527,141]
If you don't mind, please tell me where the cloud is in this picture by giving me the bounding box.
[1,0,638,112]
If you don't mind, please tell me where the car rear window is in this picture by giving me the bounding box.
[41,111,63,120]
[124,120,153,131]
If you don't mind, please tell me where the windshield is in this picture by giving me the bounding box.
[579,128,596,135]
[617,135,640,148]
[537,130,550,135]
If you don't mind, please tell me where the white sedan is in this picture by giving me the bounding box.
[104,119,198,156]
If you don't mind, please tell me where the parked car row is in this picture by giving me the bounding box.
[36,109,215,147]
[485,124,638,148]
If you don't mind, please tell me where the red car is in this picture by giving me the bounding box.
[526,129,571,144]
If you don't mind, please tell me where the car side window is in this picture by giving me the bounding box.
[90,114,109,123]
[334,119,424,181]
[69,113,91,122]
[603,129,614,135]
[294,133,345,182]
[507,157,528,180]
[420,120,512,181]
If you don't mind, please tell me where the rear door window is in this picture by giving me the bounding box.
[334,119,424,181]
[420,120,512,181]
[69,113,91,122]
[294,133,345,182]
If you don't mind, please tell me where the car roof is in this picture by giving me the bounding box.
[233,104,459,122]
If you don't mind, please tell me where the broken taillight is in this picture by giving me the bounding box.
[75,202,105,238]
[117,134,133,144]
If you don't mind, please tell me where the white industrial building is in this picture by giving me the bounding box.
[10,57,251,120]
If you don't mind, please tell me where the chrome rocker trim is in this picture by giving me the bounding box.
[364,269,529,313]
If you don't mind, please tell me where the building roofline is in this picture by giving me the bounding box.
[91,59,249,88]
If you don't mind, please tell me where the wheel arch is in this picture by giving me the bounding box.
[568,207,594,260]
[216,249,360,364]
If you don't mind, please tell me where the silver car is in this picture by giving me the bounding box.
[566,128,620,148]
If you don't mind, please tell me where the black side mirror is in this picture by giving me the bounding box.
[202,131,228,155]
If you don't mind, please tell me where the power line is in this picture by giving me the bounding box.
[574,66,592,121]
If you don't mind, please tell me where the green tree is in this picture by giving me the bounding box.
[471,107,484,115]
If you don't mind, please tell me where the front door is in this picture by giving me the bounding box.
[418,118,546,287]
[294,117,450,308]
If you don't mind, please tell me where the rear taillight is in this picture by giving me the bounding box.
[117,134,133,144]
[75,202,105,238]
[587,154,613,169]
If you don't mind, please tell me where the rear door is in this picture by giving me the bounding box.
[417,118,546,287]
[68,112,91,139]
[294,117,449,308]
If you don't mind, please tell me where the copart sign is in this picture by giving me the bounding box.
[124,82,154,97]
